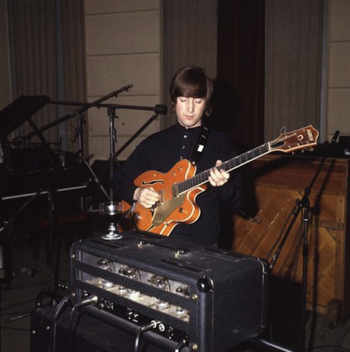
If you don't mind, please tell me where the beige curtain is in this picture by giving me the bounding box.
[265,0,324,140]
[162,0,218,128]
[8,0,86,154]
[10,0,58,144]
[60,0,87,155]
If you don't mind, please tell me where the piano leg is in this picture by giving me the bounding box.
[0,224,13,289]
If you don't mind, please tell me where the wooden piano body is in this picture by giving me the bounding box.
[232,154,350,323]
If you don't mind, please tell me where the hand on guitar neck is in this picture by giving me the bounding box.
[208,160,230,187]
[133,159,230,209]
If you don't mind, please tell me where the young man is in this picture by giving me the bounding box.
[111,66,243,245]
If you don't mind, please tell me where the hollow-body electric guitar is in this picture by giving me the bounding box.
[122,125,319,236]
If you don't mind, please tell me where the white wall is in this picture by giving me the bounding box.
[84,0,162,161]
[327,0,350,140]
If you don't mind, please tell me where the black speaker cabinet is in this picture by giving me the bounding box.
[67,231,269,352]
[31,305,189,352]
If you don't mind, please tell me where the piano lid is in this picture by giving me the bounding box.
[0,95,50,140]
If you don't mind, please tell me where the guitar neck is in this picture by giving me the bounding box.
[176,125,319,195]
[178,142,271,194]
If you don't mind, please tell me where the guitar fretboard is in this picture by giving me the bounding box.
[177,142,270,195]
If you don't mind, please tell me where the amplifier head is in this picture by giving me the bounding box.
[70,231,269,352]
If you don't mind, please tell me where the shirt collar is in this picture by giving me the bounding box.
[175,121,202,136]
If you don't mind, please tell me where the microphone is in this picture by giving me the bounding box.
[132,104,167,114]
[154,104,167,115]
[107,103,167,114]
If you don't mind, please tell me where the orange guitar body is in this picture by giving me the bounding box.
[122,159,207,236]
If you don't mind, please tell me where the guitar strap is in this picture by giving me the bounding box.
[191,125,210,165]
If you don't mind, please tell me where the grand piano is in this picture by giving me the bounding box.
[0,96,93,280]
[0,95,90,212]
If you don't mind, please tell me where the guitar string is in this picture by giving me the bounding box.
[164,126,318,198]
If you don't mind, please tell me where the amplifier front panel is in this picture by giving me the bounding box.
[70,231,269,351]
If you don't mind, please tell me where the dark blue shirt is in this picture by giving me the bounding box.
[111,122,243,245]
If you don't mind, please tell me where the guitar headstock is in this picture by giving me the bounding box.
[269,125,319,153]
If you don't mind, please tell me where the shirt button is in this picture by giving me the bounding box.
[184,135,188,138]
[182,146,185,149]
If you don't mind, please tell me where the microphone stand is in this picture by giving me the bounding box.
[11,85,133,144]
[115,113,159,158]
[10,86,134,206]
[50,87,139,206]
[41,99,165,208]
[85,107,162,209]
[268,130,340,352]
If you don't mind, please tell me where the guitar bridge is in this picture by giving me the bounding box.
[152,194,185,226]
